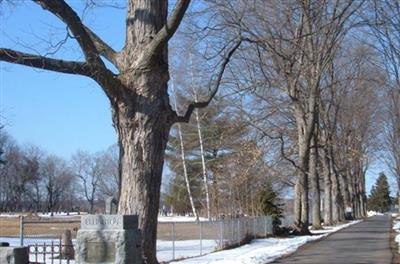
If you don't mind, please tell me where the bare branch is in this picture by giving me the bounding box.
[33,0,102,66]
[0,48,92,76]
[175,39,242,123]
[83,25,122,68]
[144,0,191,63]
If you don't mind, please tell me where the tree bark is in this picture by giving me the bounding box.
[114,69,174,263]
[294,135,311,234]
[331,155,344,223]
[115,109,171,263]
[310,136,321,229]
[322,148,332,225]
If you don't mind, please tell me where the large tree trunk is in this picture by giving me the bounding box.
[310,136,321,229]
[339,173,351,214]
[115,68,173,263]
[321,147,332,225]
[114,2,173,263]
[294,137,311,234]
[331,158,344,223]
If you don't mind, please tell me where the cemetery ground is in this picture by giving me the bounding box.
[2,213,397,263]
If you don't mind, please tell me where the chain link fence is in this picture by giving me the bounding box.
[157,216,274,261]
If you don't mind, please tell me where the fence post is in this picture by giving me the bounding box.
[172,222,175,260]
[219,220,223,249]
[19,215,24,246]
[59,236,62,264]
[264,216,267,237]
[253,217,256,239]
[237,218,240,245]
[199,221,203,256]
[35,244,38,263]
[51,241,54,264]
[44,242,46,263]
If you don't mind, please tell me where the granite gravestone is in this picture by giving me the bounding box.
[105,197,118,215]
[75,215,141,264]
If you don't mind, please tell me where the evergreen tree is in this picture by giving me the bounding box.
[368,173,391,213]
[256,181,283,230]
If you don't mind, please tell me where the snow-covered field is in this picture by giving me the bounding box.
[171,220,362,264]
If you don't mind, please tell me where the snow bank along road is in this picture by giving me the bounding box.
[272,215,393,264]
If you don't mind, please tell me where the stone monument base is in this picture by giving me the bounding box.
[75,215,141,264]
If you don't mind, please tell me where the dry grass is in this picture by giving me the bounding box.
[0,217,220,241]
[0,217,81,238]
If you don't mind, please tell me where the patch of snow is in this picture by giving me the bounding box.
[38,212,87,218]
[392,213,399,218]
[367,211,384,217]
[157,239,217,262]
[0,212,86,218]
[0,213,23,218]
[393,221,400,231]
[172,220,361,264]
[396,234,400,244]
[392,218,400,254]
[171,236,324,264]
[310,220,362,235]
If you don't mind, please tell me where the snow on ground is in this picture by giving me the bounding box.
[310,220,362,235]
[0,212,86,218]
[157,240,217,261]
[171,220,362,264]
[394,221,400,231]
[393,215,400,249]
[367,211,384,217]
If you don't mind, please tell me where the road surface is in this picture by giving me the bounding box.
[272,215,393,264]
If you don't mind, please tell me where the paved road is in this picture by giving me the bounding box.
[272,215,393,264]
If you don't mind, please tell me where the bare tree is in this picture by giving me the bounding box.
[97,144,120,201]
[71,150,102,213]
[23,146,44,213]
[369,0,400,210]
[211,0,363,233]
[42,155,74,216]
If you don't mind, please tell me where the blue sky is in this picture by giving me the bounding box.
[1,1,123,157]
[0,1,394,195]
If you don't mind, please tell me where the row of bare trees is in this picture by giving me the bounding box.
[371,0,400,210]
[166,0,387,235]
[0,130,119,214]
